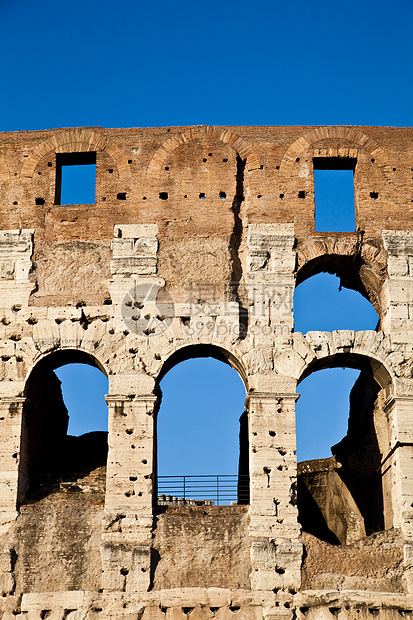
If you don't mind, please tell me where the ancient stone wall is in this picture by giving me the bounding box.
[0,125,411,617]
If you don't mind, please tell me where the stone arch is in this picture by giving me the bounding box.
[280,126,390,174]
[298,349,392,391]
[295,236,387,314]
[147,125,261,177]
[20,129,131,180]
[284,330,395,393]
[20,347,109,503]
[15,318,119,384]
[154,342,249,505]
[155,341,249,391]
[294,339,397,538]
[24,347,108,391]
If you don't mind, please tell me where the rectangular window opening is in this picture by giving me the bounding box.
[55,152,96,206]
[314,157,356,232]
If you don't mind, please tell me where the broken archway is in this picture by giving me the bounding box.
[296,352,393,545]
[19,349,108,503]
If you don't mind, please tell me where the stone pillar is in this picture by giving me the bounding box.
[382,230,413,340]
[246,223,295,346]
[382,394,413,593]
[0,229,35,309]
[101,377,157,593]
[248,391,302,593]
[382,395,413,534]
[0,396,26,531]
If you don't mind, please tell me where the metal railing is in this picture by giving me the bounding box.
[157,474,249,506]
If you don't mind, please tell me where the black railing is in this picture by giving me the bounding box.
[157,474,249,506]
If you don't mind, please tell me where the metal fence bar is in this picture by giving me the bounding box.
[157,474,250,506]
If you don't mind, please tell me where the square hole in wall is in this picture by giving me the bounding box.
[313,157,356,232]
[55,152,96,205]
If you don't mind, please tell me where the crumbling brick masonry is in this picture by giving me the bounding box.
[0,124,412,617]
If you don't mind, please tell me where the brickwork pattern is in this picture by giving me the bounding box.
[0,125,411,617]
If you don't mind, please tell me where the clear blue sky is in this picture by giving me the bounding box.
[2,0,411,483]
[1,0,412,131]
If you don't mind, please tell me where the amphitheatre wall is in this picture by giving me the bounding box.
[0,125,411,617]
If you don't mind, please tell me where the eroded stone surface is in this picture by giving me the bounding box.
[0,125,410,616]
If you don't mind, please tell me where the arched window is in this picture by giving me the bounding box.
[296,355,392,546]
[20,351,108,503]
[156,346,248,506]
[294,261,383,544]
[294,272,378,334]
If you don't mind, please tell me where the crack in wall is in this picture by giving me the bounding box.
[229,156,248,337]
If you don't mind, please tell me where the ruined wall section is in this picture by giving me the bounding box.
[152,506,251,590]
[0,125,411,310]
[0,126,411,617]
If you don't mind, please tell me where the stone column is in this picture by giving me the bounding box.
[0,396,26,531]
[382,394,413,593]
[101,377,157,593]
[382,231,413,340]
[246,223,295,346]
[382,395,413,533]
[248,391,302,593]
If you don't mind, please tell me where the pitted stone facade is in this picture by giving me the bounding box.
[0,125,411,617]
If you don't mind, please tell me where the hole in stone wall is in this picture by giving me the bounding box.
[294,272,378,334]
[279,193,284,199]
[199,193,205,199]
[35,197,45,205]
[219,191,226,199]
[298,191,306,198]
[159,192,168,200]
[117,192,127,200]
[157,352,248,506]
[294,269,386,543]
[314,157,356,232]
[294,267,389,545]
[370,191,379,199]
[55,152,96,206]
[21,354,108,504]
[297,364,387,544]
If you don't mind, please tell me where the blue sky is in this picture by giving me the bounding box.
[1,0,412,131]
[2,0,411,483]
